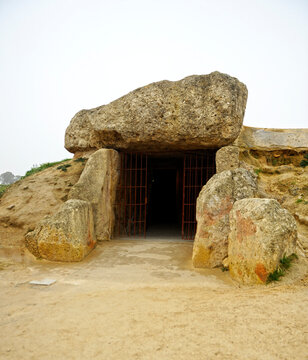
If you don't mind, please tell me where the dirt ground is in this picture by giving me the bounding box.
[0,240,307,360]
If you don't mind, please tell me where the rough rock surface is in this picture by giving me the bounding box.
[65,72,248,153]
[68,149,120,241]
[0,159,85,250]
[228,198,297,284]
[234,126,308,151]
[25,199,95,262]
[192,168,258,268]
[236,142,308,258]
[216,146,240,173]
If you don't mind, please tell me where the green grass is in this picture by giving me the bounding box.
[267,268,285,283]
[266,253,298,284]
[22,159,71,178]
[279,253,298,270]
[296,198,308,205]
[254,168,262,176]
[0,184,9,198]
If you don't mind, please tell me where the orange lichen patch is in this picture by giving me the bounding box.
[255,263,268,283]
[236,211,256,243]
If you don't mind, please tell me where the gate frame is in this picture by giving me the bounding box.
[115,150,216,240]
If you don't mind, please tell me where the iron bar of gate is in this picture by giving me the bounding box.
[115,152,147,238]
[182,150,216,241]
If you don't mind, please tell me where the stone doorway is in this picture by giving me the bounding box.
[114,150,216,240]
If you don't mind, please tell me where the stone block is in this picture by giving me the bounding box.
[192,168,258,268]
[228,198,297,284]
[25,199,96,262]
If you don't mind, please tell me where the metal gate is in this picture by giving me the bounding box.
[115,152,148,237]
[115,150,216,240]
[181,150,216,240]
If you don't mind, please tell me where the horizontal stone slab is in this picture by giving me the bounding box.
[65,72,247,153]
[234,126,308,151]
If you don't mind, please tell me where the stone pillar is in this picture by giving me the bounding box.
[68,149,120,241]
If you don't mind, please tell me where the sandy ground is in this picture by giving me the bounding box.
[0,240,307,360]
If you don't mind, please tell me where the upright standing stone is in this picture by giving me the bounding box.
[192,168,258,268]
[228,198,297,284]
[68,149,120,241]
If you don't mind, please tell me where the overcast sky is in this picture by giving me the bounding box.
[0,0,307,176]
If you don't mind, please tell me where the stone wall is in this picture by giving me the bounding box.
[214,126,308,259]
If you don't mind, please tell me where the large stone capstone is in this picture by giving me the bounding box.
[65,72,248,153]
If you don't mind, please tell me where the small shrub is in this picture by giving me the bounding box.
[254,168,262,176]
[296,199,308,205]
[279,253,298,270]
[300,153,308,168]
[221,266,229,272]
[266,253,298,284]
[74,157,87,163]
[57,164,72,172]
[267,268,285,283]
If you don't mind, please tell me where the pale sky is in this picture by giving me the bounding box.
[0,0,307,176]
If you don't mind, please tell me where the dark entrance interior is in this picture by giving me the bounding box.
[147,158,182,238]
[114,150,216,240]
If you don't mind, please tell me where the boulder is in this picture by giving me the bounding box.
[68,149,120,241]
[25,199,95,262]
[192,168,258,268]
[216,146,240,173]
[228,198,297,284]
[65,72,248,153]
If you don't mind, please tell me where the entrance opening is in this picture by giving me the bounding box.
[114,150,216,240]
[146,158,182,239]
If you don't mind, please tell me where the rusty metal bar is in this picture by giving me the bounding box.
[182,150,216,241]
[144,154,147,238]
[115,152,148,238]
[181,156,186,239]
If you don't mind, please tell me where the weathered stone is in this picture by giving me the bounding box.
[216,146,240,173]
[234,126,308,151]
[25,199,96,262]
[65,72,248,153]
[192,168,258,268]
[228,198,297,284]
[68,149,120,241]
